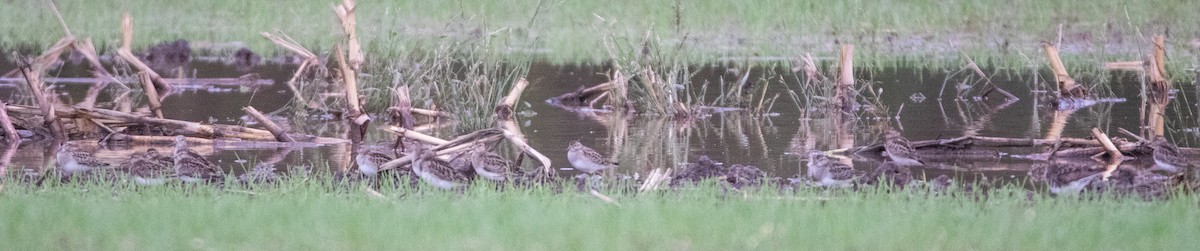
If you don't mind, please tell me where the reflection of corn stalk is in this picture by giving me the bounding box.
[788,119,817,154]
[831,110,855,167]
[615,118,689,173]
[639,168,673,192]
[714,112,771,160]
[606,113,630,167]
[1144,36,1171,138]
[1147,101,1167,138]
[1044,109,1078,141]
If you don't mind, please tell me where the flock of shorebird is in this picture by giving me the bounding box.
[802,128,927,188]
[55,135,227,185]
[805,128,1196,188]
[53,133,621,189]
[52,127,1193,189]
[353,139,619,189]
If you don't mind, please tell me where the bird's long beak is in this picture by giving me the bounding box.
[821,148,851,157]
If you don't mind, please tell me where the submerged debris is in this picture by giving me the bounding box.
[233,47,261,72]
[725,164,765,189]
[669,155,724,186]
[908,92,926,103]
[669,156,764,189]
[143,39,192,74]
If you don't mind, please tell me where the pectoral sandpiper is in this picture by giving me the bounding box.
[173,135,224,183]
[1044,163,1104,195]
[55,142,110,174]
[144,148,174,167]
[883,129,925,166]
[411,146,470,189]
[861,161,913,188]
[1147,137,1194,173]
[567,140,617,174]
[805,151,858,188]
[355,148,395,176]
[120,151,175,185]
[470,142,512,181]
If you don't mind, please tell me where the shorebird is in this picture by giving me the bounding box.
[1147,137,1194,173]
[120,151,175,185]
[1044,163,1104,196]
[470,141,511,181]
[173,135,224,183]
[117,152,145,169]
[883,129,925,166]
[805,151,858,188]
[567,140,617,174]
[862,161,913,188]
[55,142,110,174]
[449,151,477,176]
[144,148,174,166]
[411,146,470,189]
[355,148,395,176]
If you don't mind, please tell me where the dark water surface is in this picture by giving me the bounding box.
[2,58,1198,192]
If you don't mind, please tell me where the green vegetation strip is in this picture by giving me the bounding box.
[2,0,1198,64]
[1,180,1197,250]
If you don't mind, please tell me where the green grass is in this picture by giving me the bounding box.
[2,179,1198,250]
[2,0,1198,65]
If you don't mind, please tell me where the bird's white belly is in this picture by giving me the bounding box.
[818,176,852,188]
[356,156,379,176]
[1050,174,1099,195]
[179,176,206,183]
[60,160,92,174]
[1154,159,1181,173]
[568,154,607,173]
[474,168,505,181]
[134,176,170,185]
[414,169,460,189]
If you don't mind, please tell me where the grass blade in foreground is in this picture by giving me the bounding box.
[1,181,1197,250]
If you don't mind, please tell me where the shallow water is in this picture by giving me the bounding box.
[2,57,1197,193]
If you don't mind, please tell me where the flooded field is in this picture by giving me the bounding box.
[7,1,1200,249]
[3,56,1196,197]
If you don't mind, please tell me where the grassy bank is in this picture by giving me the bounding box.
[2,0,1198,65]
[1,180,1198,250]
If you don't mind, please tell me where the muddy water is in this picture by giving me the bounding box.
[2,58,1197,191]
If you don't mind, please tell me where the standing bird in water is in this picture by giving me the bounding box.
[1147,137,1194,173]
[883,129,925,166]
[55,142,110,174]
[567,140,618,174]
[173,135,224,183]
